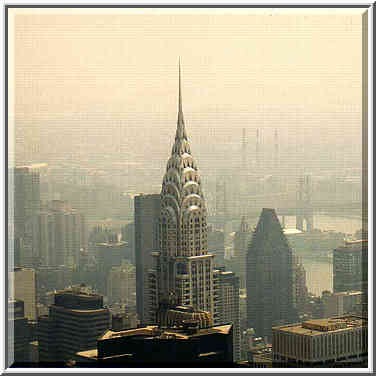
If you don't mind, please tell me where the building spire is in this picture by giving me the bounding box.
[176,58,186,140]
[179,57,183,116]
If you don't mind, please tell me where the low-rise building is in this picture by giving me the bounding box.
[272,315,367,367]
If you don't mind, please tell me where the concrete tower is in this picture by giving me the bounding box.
[149,62,215,322]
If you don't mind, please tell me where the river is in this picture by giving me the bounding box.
[283,214,365,297]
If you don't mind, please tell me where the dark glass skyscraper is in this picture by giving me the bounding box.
[246,208,297,341]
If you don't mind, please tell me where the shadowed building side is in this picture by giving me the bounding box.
[246,208,298,341]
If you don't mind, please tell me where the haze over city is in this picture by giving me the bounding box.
[7,6,368,370]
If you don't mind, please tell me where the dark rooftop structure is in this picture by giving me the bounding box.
[74,323,234,367]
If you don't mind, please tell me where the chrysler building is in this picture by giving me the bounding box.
[149,63,215,322]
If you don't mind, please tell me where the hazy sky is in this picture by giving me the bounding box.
[8,8,366,177]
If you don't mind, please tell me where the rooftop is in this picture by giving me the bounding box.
[99,324,232,341]
[273,316,367,336]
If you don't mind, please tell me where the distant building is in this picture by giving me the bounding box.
[231,217,252,289]
[321,291,364,318]
[273,316,368,367]
[246,208,297,341]
[9,300,30,364]
[134,193,161,325]
[333,240,368,295]
[35,200,88,267]
[208,225,225,267]
[13,164,44,266]
[107,260,136,306]
[213,268,241,362]
[292,255,309,314]
[9,267,37,321]
[38,285,110,364]
[74,323,233,366]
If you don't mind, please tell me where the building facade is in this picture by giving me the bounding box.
[272,316,368,367]
[333,240,368,295]
[246,208,297,341]
[9,267,37,321]
[134,193,161,325]
[13,164,44,267]
[34,200,88,267]
[149,64,215,323]
[38,285,110,363]
[214,268,241,362]
[231,217,252,289]
[107,260,136,306]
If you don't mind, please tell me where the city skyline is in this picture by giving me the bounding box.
[6,5,369,370]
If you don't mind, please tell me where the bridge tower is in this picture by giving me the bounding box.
[296,175,314,232]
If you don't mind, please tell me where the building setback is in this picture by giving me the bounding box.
[246,208,297,341]
[38,285,110,364]
[134,193,161,325]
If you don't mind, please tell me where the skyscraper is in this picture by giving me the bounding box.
[246,208,297,341]
[134,193,161,325]
[13,164,44,266]
[149,63,215,322]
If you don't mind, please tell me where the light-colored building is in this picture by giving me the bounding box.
[213,268,241,362]
[35,200,87,267]
[107,260,136,306]
[149,65,215,323]
[9,267,37,321]
[322,291,364,318]
[272,316,367,366]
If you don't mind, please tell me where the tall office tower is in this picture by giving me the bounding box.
[333,240,368,296]
[292,254,309,314]
[240,128,248,215]
[38,285,110,363]
[35,200,88,267]
[9,267,37,321]
[13,164,44,266]
[214,268,241,362]
[107,260,136,306]
[255,129,260,171]
[232,217,252,289]
[149,64,215,323]
[246,208,297,341]
[9,300,30,364]
[134,193,161,325]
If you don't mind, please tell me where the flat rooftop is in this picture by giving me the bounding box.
[273,316,367,336]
